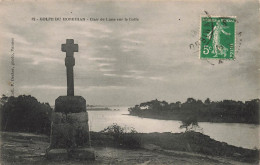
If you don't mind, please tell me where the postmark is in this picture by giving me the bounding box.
[200,16,236,59]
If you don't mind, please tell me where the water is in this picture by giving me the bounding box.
[88,106,259,149]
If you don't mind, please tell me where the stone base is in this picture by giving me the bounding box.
[50,112,89,148]
[46,148,95,161]
[47,95,94,161]
[55,96,86,113]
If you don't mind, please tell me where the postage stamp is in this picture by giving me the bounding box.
[200,16,236,59]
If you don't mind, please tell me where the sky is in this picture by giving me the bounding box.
[0,0,259,106]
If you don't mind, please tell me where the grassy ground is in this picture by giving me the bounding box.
[0,131,259,165]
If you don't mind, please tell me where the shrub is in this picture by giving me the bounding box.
[100,123,141,148]
[180,116,200,132]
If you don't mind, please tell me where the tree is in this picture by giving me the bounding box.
[186,98,196,104]
[180,117,199,132]
[0,94,8,106]
[204,98,211,105]
[0,95,52,135]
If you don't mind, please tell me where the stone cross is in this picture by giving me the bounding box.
[47,39,94,160]
[61,39,78,96]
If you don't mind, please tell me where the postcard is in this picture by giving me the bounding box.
[0,0,259,164]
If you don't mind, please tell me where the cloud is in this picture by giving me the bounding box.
[21,85,67,90]
[0,0,259,105]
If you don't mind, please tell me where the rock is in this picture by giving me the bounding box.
[186,143,192,152]
[143,144,162,151]
[233,153,242,157]
[69,148,95,160]
[46,149,68,160]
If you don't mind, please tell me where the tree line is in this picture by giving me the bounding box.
[0,95,52,135]
[128,98,259,124]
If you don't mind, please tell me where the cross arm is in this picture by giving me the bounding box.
[61,44,66,52]
[73,44,79,52]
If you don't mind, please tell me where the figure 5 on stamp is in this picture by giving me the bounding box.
[200,16,236,59]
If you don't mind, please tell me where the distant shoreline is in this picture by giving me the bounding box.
[128,113,260,125]
[87,106,121,111]
[87,106,111,111]
[128,99,260,125]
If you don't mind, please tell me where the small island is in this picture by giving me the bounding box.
[128,98,259,124]
[87,105,111,111]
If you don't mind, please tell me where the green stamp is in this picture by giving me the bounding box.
[200,16,236,59]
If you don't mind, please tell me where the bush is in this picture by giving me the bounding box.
[180,116,200,132]
[100,123,141,148]
[0,95,52,135]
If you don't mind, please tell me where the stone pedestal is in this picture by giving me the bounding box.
[55,96,86,113]
[46,96,95,161]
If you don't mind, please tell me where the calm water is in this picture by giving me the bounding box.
[88,106,259,149]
